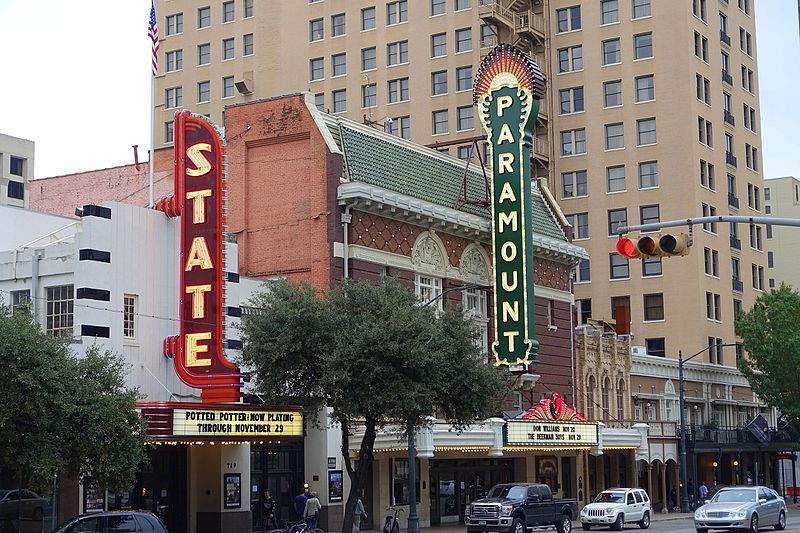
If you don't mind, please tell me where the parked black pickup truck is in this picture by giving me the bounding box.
[466,483,578,533]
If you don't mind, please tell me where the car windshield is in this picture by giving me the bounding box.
[594,492,625,503]
[487,486,528,500]
[712,489,756,503]
[52,516,81,533]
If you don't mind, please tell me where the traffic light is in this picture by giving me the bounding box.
[616,233,691,259]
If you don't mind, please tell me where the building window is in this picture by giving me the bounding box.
[696,74,711,104]
[455,0,471,10]
[643,293,664,321]
[633,0,651,18]
[11,289,30,314]
[415,275,442,310]
[602,39,621,65]
[457,106,473,131]
[387,0,408,25]
[646,338,666,357]
[165,50,183,72]
[310,57,324,81]
[566,213,589,239]
[332,53,346,77]
[694,0,708,21]
[197,6,211,28]
[390,116,410,139]
[610,253,630,280]
[332,89,347,113]
[638,161,658,189]
[556,6,581,33]
[463,288,488,354]
[432,110,448,135]
[557,45,583,73]
[480,24,496,48]
[197,43,211,65]
[431,33,447,57]
[197,81,210,103]
[601,377,610,420]
[706,292,722,321]
[223,38,235,60]
[704,248,720,277]
[7,181,24,201]
[431,0,446,16]
[165,86,182,109]
[166,13,184,35]
[694,32,709,62]
[577,258,591,282]
[560,87,584,114]
[635,75,655,102]
[244,0,253,18]
[562,170,587,198]
[752,264,764,290]
[702,203,718,233]
[455,28,472,53]
[310,18,324,41]
[221,76,235,99]
[610,296,630,321]
[391,458,420,506]
[361,84,377,108]
[608,208,627,235]
[243,33,253,55]
[577,299,592,325]
[605,123,624,150]
[361,6,376,30]
[456,66,473,91]
[46,285,74,337]
[601,0,619,24]
[640,204,659,225]
[330,13,346,37]
[560,129,586,156]
[586,375,596,421]
[165,121,174,143]
[642,257,662,277]
[616,379,625,419]
[637,118,657,145]
[607,165,626,193]
[388,78,409,103]
[698,117,713,147]
[387,41,409,65]
[431,71,448,95]
[603,80,622,107]
[223,1,235,23]
[742,65,754,92]
[634,33,653,59]
[700,160,716,190]
[123,294,137,339]
[768,251,774,268]
[314,93,324,111]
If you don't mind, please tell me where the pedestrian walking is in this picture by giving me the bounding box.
[295,488,309,521]
[698,481,709,501]
[353,495,367,533]
[262,490,278,532]
[304,491,322,530]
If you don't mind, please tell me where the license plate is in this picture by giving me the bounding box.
[480,521,486,525]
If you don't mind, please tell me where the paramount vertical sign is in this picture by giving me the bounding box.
[474,44,545,366]
[157,111,243,403]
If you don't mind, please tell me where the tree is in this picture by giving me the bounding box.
[0,305,147,493]
[240,278,509,533]
[735,284,800,418]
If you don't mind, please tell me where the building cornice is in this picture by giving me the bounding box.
[631,354,751,387]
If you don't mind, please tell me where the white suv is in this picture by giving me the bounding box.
[580,488,651,530]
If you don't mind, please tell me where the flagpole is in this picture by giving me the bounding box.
[149,73,155,208]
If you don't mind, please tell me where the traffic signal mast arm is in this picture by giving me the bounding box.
[616,215,800,235]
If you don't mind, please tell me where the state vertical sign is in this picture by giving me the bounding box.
[474,44,545,366]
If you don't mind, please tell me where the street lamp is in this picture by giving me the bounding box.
[402,282,488,533]
[679,344,736,513]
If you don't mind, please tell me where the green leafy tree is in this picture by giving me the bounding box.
[240,278,509,533]
[735,284,800,418]
[0,305,147,493]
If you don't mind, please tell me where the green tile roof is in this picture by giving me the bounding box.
[336,123,567,242]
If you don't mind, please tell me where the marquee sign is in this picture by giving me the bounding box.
[474,44,545,366]
[506,392,597,446]
[172,408,303,437]
[157,111,242,403]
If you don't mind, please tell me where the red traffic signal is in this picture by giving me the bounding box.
[615,233,692,258]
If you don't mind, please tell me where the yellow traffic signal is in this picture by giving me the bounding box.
[616,233,691,258]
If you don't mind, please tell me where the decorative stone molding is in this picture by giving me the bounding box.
[487,417,506,457]
[459,243,491,283]
[411,231,449,276]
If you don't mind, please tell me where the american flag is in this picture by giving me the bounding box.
[148,0,159,76]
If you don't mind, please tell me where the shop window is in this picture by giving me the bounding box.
[391,458,420,505]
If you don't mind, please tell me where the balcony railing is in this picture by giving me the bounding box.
[722,69,733,85]
[724,110,736,126]
[516,10,546,39]
[533,137,549,161]
[728,192,739,208]
[730,234,742,249]
[726,151,738,167]
[732,278,744,292]
[688,425,797,445]
[720,30,731,46]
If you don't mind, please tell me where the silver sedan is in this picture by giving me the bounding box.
[694,486,787,533]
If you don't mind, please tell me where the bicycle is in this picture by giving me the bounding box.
[382,506,404,533]
[269,519,324,533]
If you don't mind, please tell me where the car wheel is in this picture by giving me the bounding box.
[512,518,525,533]
[582,525,592,531]
[638,512,650,530]
[774,511,785,531]
[556,515,572,533]
[749,514,758,533]
[612,514,624,531]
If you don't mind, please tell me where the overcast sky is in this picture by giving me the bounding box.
[0,0,797,180]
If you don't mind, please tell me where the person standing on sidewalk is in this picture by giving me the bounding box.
[353,495,367,533]
[262,490,278,532]
[295,489,309,522]
[304,491,322,530]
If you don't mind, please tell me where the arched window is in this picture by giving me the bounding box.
[601,377,611,420]
[616,378,625,420]
[587,375,596,421]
